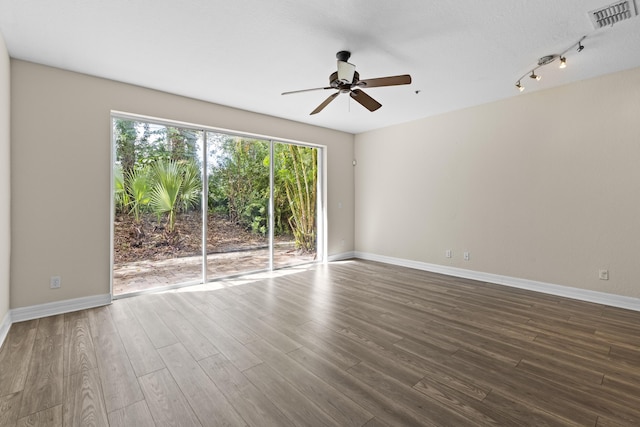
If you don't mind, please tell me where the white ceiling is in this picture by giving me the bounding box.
[1,0,639,134]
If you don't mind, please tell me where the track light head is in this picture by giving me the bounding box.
[559,56,567,69]
[530,71,541,81]
[515,81,524,92]
[577,41,584,52]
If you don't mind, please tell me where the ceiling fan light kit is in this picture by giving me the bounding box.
[282,51,412,115]
[336,50,356,84]
[337,60,356,84]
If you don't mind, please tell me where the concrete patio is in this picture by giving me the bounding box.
[113,242,315,295]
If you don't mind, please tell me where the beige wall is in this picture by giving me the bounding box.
[12,56,639,309]
[0,33,9,321]
[10,60,354,309]
[355,66,640,299]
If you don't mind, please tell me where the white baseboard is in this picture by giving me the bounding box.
[327,251,356,262]
[0,310,11,349]
[353,252,640,312]
[10,294,112,323]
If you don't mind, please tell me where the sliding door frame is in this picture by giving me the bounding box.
[110,111,326,299]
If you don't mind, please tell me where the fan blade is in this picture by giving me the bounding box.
[350,89,382,112]
[310,92,340,115]
[356,74,411,88]
[282,86,333,95]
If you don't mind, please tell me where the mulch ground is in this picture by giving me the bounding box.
[114,212,277,264]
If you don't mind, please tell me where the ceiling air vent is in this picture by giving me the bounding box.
[589,0,638,28]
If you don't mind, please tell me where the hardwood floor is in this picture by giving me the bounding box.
[2,259,640,426]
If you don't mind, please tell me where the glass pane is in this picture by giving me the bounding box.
[206,133,270,279]
[273,142,318,269]
[113,118,203,295]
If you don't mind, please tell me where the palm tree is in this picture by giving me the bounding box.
[149,160,183,232]
[178,160,202,213]
[126,166,151,223]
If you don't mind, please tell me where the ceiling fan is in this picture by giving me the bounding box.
[282,51,412,115]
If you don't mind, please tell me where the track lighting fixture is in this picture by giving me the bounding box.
[514,35,586,92]
[559,56,567,69]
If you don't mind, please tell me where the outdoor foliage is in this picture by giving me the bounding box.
[208,138,270,233]
[275,144,317,251]
[114,119,317,252]
[114,165,129,214]
[114,120,202,232]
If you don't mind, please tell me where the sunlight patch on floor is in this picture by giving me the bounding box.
[171,263,317,294]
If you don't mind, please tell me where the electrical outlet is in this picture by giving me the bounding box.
[445,249,452,258]
[50,276,61,289]
[464,252,470,261]
[599,269,609,280]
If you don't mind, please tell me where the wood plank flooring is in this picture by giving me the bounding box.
[2,260,640,426]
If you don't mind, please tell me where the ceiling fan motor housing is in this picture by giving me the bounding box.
[336,50,351,62]
[330,71,360,90]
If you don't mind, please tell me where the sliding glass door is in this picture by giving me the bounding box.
[272,142,318,269]
[112,115,321,296]
[112,119,204,295]
[205,134,270,280]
